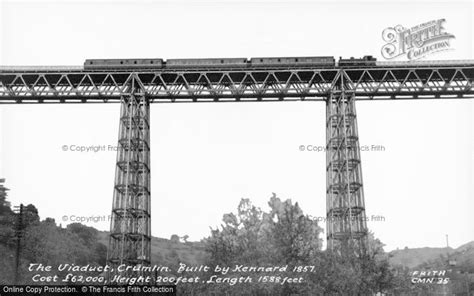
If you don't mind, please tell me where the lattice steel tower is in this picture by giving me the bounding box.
[107,77,152,279]
[326,72,368,254]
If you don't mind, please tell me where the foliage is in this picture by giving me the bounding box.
[194,196,323,295]
[22,204,40,227]
[170,234,180,244]
[0,184,14,245]
[194,195,419,296]
[0,191,107,284]
[0,183,13,216]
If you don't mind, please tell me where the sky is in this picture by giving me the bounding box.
[0,0,473,252]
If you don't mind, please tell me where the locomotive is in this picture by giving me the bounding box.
[83,56,376,70]
[338,55,377,67]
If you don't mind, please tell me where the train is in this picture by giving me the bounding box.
[83,56,377,70]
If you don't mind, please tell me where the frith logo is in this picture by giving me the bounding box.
[381,19,455,60]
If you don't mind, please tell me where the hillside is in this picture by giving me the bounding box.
[97,231,208,267]
[388,247,453,268]
[388,241,474,271]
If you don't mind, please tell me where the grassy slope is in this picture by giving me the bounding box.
[97,231,208,267]
[388,241,474,270]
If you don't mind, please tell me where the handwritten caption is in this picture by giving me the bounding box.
[27,263,317,286]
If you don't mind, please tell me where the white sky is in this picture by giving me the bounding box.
[0,0,473,252]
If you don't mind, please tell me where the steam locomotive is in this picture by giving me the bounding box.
[338,55,377,67]
[83,56,376,70]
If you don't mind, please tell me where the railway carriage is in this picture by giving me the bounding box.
[250,56,335,67]
[166,58,248,68]
[84,59,163,69]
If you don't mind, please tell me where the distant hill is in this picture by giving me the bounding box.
[388,247,453,268]
[388,241,474,271]
[448,241,474,273]
[97,231,208,267]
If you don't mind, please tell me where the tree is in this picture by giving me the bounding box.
[43,218,56,225]
[266,196,323,264]
[170,234,180,244]
[0,179,12,216]
[201,195,324,295]
[0,179,14,245]
[22,204,40,228]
